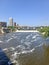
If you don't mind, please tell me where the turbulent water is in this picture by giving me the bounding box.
[0,32,49,65]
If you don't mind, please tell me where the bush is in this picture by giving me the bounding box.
[38,27,49,37]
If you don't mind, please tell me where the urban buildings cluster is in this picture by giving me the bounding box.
[0,17,46,34]
[8,17,16,27]
[0,17,17,34]
[0,17,16,28]
[0,17,35,30]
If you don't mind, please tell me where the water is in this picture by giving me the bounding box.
[0,32,49,65]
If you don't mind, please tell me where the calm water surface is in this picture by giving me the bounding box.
[0,32,49,65]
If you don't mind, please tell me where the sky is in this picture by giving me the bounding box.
[0,0,49,26]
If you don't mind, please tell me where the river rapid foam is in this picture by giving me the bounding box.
[0,32,49,65]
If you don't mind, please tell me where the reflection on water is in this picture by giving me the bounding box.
[0,32,49,65]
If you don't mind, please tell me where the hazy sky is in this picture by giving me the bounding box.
[0,0,49,26]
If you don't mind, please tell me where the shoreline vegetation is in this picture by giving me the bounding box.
[38,27,49,38]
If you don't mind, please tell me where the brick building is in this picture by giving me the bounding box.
[0,22,7,27]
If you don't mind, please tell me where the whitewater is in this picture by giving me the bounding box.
[0,32,49,65]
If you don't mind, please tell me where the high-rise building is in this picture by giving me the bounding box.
[9,17,13,26]
[14,22,16,26]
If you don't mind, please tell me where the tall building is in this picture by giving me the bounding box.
[14,22,16,26]
[9,17,13,26]
[0,22,7,27]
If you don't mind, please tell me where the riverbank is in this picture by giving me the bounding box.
[38,27,49,37]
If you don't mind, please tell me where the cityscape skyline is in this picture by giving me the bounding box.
[0,17,49,27]
[0,0,49,26]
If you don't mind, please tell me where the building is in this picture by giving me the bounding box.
[9,17,13,26]
[14,22,16,26]
[0,22,7,27]
[21,26,33,30]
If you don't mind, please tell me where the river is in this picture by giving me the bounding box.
[0,32,49,65]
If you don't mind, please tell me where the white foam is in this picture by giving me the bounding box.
[11,36,14,37]
[21,48,35,54]
[20,43,43,54]
[3,48,8,51]
[31,39,37,43]
[10,47,15,51]
[32,34,40,39]
[3,47,15,52]
[0,41,3,43]
[30,48,35,52]
[32,35,37,39]
[21,39,24,43]
[11,47,35,55]
[35,43,43,48]
[21,51,28,54]
[16,45,22,48]
[34,39,37,41]
[31,40,34,43]
[12,52,18,56]
[24,42,31,47]
[7,38,13,42]
[8,61,12,65]
[16,45,25,50]
[11,52,20,59]
[10,59,19,65]
[26,34,32,39]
